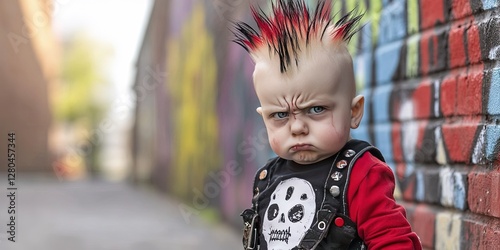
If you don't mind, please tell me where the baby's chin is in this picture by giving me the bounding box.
[285,152,332,165]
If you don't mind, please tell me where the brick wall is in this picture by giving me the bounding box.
[348,0,500,248]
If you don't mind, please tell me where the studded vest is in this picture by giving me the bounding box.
[241,139,385,250]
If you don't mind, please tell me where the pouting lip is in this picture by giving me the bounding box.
[290,144,313,151]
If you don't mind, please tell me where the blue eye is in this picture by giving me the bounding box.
[272,112,289,119]
[309,106,325,114]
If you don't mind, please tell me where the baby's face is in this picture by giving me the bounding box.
[253,45,361,164]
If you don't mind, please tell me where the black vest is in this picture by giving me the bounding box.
[241,139,385,250]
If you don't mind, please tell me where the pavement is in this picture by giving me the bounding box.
[0,174,242,250]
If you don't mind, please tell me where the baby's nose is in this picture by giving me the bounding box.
[290,115,308,135]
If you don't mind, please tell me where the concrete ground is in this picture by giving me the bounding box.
[0,174,242,250]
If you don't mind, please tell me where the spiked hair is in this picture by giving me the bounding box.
[233,0,363,73]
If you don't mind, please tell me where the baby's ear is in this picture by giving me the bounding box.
[256,107,263,116]
[350,95,364,129]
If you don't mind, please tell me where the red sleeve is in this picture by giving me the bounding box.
[347,152,422,250]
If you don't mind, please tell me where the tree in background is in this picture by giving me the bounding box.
[53,33,111,178]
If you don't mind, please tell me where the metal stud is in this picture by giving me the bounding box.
[254,187,260,198]
[336,160,347,169]
[331,171,343,181]
[344,149,356,158]
[259,169,267,180]
[329,185,340,197]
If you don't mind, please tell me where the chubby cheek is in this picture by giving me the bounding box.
[329,113,351,135]
[269,137,282,155]
[322,120,350,145]
[265,124,285,155]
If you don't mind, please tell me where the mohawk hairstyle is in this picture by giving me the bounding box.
[232,0,363,73]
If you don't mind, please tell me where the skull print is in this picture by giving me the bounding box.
[263,177,316,249]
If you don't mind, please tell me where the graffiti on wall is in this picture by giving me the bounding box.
[166,2,221,198]
[348,0,500,247]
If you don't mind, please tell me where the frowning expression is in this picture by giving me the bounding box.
[253,45,362,164]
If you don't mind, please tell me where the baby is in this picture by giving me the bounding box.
[234,0,422,249]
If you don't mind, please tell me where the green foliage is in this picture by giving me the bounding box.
[53,33,112,175]
[54,33,111,126]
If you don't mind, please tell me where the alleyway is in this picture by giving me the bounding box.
[0,174,242,250]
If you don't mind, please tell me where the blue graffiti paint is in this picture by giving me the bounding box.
[375,41,403,85]
[482,0,499,10]
[404,161,415,178]
[360,24,372,53]
[486,68,500,161]
[488,68,500,115]
[373,123,394,162]
[453,172,467,210]
[378,0,407,45]
[372,84,393,122]
[355,53,373,88]
[415,170,424,201]
[351,129,371,143]
[486,125,500,161]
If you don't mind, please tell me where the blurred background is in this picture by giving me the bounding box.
[1,0,500,249]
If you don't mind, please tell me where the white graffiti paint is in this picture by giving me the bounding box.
[472,125,486,164]
[440,167,455,207]
[488,45,500,60]
[435,127,447,165]
[433,80,440,117]
[439,167,467,210]
[399,100,418,171]
[435,212,462,250]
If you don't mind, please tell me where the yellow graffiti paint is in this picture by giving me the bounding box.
[370,0,382,46]
[330,0,342,23]
[345,0,367,54]
[406,35,419,78]
[166,3,220,198]
[407,0,419,35]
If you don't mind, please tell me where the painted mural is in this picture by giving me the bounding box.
[136,0,500,248]
[165,2,221,198]
[347,0,500,248]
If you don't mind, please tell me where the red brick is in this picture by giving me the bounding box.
[449,23,467,68]
[412,80,433,118]
[463,214,500,250]
[392,122,404,162]
[420,0,446,29]
[457,64,484,115]
[451,0,472,19]
[396,163,406,183]
[411,204,437,249]
[440,76,457,116]
[468,170,500,218]
[420,32,439,76]
[467,24,482,64]
[416,121,429,152]
[441,118,480,163]
[420,34,430,75]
